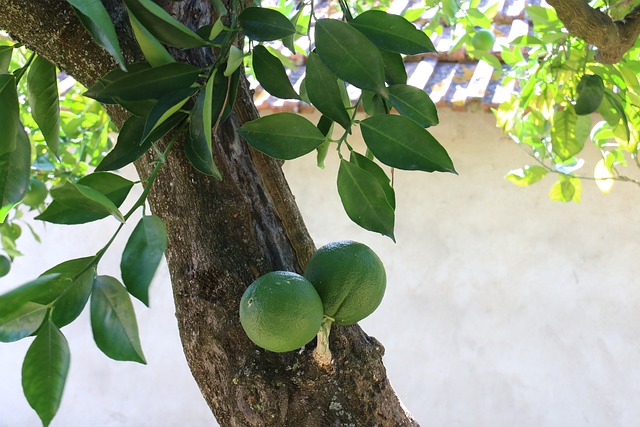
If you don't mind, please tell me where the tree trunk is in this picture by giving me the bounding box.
[0,1,418,425]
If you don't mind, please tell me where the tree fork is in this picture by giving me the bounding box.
[0,0,418,425]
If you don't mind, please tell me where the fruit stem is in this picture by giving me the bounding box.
[313,317,333,366]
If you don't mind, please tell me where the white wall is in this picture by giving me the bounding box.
[2,110,640,426]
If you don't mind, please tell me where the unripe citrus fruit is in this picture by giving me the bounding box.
[22,179,47,208]
[239,271,324,353]
[304,240,386,326]
[0,255,11,277]
[471,29,495,51]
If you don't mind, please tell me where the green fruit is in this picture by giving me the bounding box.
[239,271,324,353]
[0,255,11,277]
[471,29,495,51]
[304,240,386,326]
[22,178,48,208]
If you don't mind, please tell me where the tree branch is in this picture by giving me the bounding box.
[547,0,640,64]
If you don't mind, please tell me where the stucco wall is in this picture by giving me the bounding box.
[2,110,640,426]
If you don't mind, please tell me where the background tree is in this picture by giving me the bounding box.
[0,0,639,426]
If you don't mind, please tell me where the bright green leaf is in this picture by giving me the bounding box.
[551,107,581,160]
[90,275,146,363]
[0,302,47,343]
[549,175,581,203]
[238,7,296,41]
[224,45,244,77]
[252,45,300,100]
[386,84,438,127]
[505,165,548,187]
[305,52,351,130]
[27,55,60,155]
[128,11,175,67]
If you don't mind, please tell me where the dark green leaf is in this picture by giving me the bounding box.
[128,12,174,67]
[361,114,455,173]
[211,66,240,125]
[90,275,146,363]
[141,87,196,143]
[575,74,604,115]
[252,45,300,100]
[123,0,209,48]
[350,10,436,54]
[238,113,325,160]
[0,45,13,72]
[238,7,296,41]
[0,125,31,215]
[337,159,395,240]
[305,52,351,130]
[350,151,395,209]
[22,319,70,427]
[505,165,548,187]
[43,257,96,328]
[121,216,167,306]
[185,71,221,178]
[93,62,201,101]
[551,108,581,160]
[282,6,304,53]
[66,0,127,70]
[50,181,125,223]
[315,19,386,94]
[0,73,19,156]
[0,302,47,343]
[36,173,133,224]
[379,49,407,85]
[27,55,60,155]
[84,62,152,104]
[386,84,438,127]
[0,274,63,319]
[362,91,387,116]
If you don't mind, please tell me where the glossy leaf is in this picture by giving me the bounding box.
[66,0,127,70]
[90,276,146,363]
[43,257,97,328]
[575,74,604,115]
[50,182,125,223]
[123,0,209,48]
[0,73,19,156]
[22,319,70,427]
[350,10,436,54]
[37,173,133,224]
[185,71,221,178]
[0,274,63,319]
[315,19,386,94]
[0,125,31,218]
[379,49,407,85]
[0,302,47,343]
[238,7,296,41]
[337,159,395,240]
[238,113,325,160]
[128,11,174,67]
[551,108,580,160]
[121,216,168,306]
[360,114,455,173]
[211,66,240,125]
[84,62,152,104]
[305,52,351,130]
[27,56,60,155]
[350,151,395,209]
[505,165,548,187]
[94,63,201,101]
[386,84,438,127]
[141,87,195,143]
[252,45,299,100]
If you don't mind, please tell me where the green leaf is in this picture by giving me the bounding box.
[238,7,296,41]
[337,159,395,240]
[315,19,386,94]
[350,10,436,54]
[0,125,31,218]
[37,173,133,225]
[350,151,395,209]
[43,257,96,328]
[575,74,604,115]
[90,275,146,363]
[505,165,548,187]
[549,175,581,203]
[0,73,19,156]
[362,91,387,116]
[360,114,455,173]
[93,62,201,101]
[50,181,125,223]
[0,302,47,343]
[386,84,438,127]
[315,115,333,169]
[305,52,351,130]
[379,49,407,85]
[141,87,195,143]
[0,45,13,72]
[603,91,630,141]
[211,66,240,125]
[84,62,153,104]
[551,107,581,160]
[575,114,592,147]
[27,56,60,155]
[282,6,304,53]
[66,0,127,70]
[97,113,187,171]
[224,45,244,77]
[238,113,326,160]
[252,45,300,100]
[128,11,175,67]
[121,216,168,306]
[123,0,209,48]
[22,319,70,427]
[0,274,63,319]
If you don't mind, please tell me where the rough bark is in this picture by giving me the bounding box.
[0,1,419,425]
[547,0,640,64]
